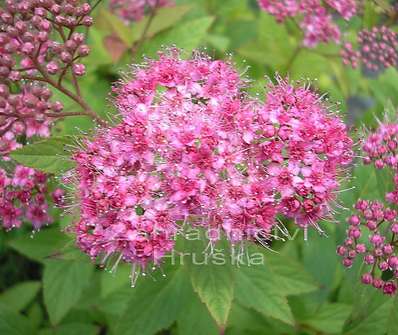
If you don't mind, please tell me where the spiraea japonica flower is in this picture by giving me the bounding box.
[249,78,353,236]
[257,0,357,47]
[71,50,353,281]
[0,165,64,230]
[341,26,398,73]
[109,0,173,23]
[72,50,279,281]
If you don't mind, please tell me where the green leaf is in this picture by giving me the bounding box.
[0,305,34,335]
[115,267,191,335]
[131,5,192,43]
[26,303,43,331]
[188,258,235,327]
[238,13,296,69]
[8,228,70,263]
[0,281,40,312]
[138,16,214,58]
[100,264,130,298]
[176,278,218,335]
[265,254,318,296]
[234,264,294,325]
[344,288,392,335]
[43,260,94,325]
[387,296,398,335]
[227,303,294,335]
[345,299,393,335]
[303,303,352,334]
[38,323,98,335]
[10,137,75,174]
[205,34,230,52]
[84,28,113,67]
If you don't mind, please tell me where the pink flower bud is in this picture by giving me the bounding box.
[361,273,373,285]
[356,244,366,253]
[72,63,86,76]
[373,278,384,289]
[383,281,397,295]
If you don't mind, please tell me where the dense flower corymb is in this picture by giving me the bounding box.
[251,78,353,233]
[73,51,278,280]
[72,50,352,283]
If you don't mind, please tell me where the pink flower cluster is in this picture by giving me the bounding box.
[0,165,64,230]
[72,51,352,280]
[109,0,173,23]
[255,79,353,231]
[0,0,93,151]
[338,123,398,295]
[341,26,398,72]
[257,0,356,47]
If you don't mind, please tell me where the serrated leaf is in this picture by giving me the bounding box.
[266,254,318,296]
[0,305,35,335]
[189,259,234,328]
[234,264,294,325]
[43,260,94,325]
[303,303,352,334]
[8,228,70,263]
[345,299,393,335]
[10,137,75,174]
[0,281,40,312]
[344,287,392,335]
[177,278,218,335]
[115,267,191,335]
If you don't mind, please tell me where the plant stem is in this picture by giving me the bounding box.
[44,111,94,118]
[131,0,159,57]
[284,44,302,74]
[30,60,107,127]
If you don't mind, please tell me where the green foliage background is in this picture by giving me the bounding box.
[1,1,398,334]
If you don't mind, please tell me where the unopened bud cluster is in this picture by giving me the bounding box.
[338,122,398,295]
[0,0,92,152]
[341,26,398,73]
